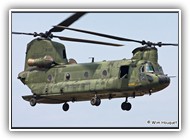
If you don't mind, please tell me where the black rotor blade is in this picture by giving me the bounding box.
[168,76,176,78]
[48,12,86,35]
[54,26,178,47]
[157,43,178,46]
[12,32,36,36]
[54,25,143,44]
[12,31,46,38]
[53,35,123,47]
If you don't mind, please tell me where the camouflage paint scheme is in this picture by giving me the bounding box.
[18,38,170,107]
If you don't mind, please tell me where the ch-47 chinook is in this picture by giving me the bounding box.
[12,12,178,112]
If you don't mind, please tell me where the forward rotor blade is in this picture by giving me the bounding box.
[168,76,176,78]
[53,35,123,47]
[54,25,143,44]
[48,12,86,34]
[157,43,178,46]
[54,26,178,47]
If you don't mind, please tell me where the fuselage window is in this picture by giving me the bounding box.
[47,74,52,82]
[66,73,70,80]
[102,70,107,77]
[84,72,89,78]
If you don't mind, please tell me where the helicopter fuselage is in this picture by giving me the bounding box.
[19,54,170,104]
[18,39,170,111]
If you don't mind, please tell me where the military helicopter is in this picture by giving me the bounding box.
[12,12,178,112]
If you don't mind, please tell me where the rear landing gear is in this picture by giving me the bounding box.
[62,102,69,111]
[121,97,132,111]
[90,96,101,106]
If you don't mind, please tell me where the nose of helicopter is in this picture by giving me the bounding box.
[158,75,170,85]
[147,75,171,94]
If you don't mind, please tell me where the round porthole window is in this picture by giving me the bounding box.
[47,74,52,82]
[66,73,70,80]
[84,72,89,78]
[102,70,107,76]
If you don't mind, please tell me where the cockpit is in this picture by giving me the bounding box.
[140,62,164,75]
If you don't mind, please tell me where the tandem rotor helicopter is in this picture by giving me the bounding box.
[12,12,178,112]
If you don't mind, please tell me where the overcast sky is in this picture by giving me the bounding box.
[11,10,179,129]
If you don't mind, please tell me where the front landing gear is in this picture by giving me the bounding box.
[121,97,132,111]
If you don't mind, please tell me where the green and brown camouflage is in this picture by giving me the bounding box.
[18,38,170,110]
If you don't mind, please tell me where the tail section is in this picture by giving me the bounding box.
[24,38,68,70]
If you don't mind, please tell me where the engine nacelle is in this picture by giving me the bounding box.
[27,55,54,68]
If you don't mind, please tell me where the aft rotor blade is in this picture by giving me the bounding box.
[12,32,35,36]
[53,35,123,47]
[48,12,86,34]
[12,31,46,38]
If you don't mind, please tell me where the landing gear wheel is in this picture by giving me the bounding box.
[95,98,101,106]
[121,102,127,110]
[126,103,132,111]
[121,102,132,111]
[90,97,101,106]
[30,98,36,107]
[62,102,69,111]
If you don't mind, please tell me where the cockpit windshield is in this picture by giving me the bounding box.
[141,63,154,73]
[145,63,154,73]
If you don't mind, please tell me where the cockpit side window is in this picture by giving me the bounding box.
[141,65,145,73]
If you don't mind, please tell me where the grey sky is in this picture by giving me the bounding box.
[11,10,179,128]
